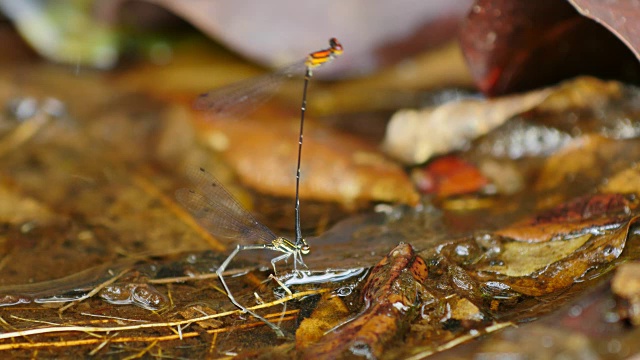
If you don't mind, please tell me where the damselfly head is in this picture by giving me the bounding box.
[329,38,344,57]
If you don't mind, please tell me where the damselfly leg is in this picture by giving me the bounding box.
[177,168,309,337]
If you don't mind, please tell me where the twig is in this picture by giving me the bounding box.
[0,316,298,351]
[167,284,174,309]
[0,288,326,341]
[79,313,149,323]
[404,321,515,360]
[122,339,158,360]
[0,316,16,331]
[146,267,249,284]
[10,315,60,327]
[208,332,218,354]
[88,332,119,356]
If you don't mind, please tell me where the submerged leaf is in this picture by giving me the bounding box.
[447,296,483,322]
[496,193,636,242]
[296,293,350,349]
[178,305,222,329]
[484,216,638,296]
[480,233,592,277]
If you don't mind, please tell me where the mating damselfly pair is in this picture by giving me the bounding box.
[176,38,343,336]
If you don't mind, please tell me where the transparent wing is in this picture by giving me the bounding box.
[193,60,306,118]
[176,168,277,244]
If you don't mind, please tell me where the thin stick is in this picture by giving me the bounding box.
[0,316,299,351]
[403,322,515,360]
[79,313,149,323]
[208,332,218,354]
[146,267,249,284]
[88,332,118,356]
[122,339,158,360]
[0,288,327,341]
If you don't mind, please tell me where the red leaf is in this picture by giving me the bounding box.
[567,0,640,62]
[460,0,640,96]
[413,155,488,197]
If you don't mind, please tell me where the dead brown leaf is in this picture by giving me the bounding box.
[383,87,552,164]
[383,77,625,165]
[295,293,349,350]
[535,134,640,193]
[492,216,637,296]
[480,234,593,277]
[601,164,640,195]
[496,193,636,242]
[177,305,222,329]
[300,243,429,359]
[195,112,419,208]
[611,261,640,326]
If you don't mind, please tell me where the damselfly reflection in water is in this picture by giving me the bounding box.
[177,38,343,337]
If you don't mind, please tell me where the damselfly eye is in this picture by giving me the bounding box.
[330,38,343,53]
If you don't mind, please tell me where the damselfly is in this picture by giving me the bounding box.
[193,38,343,119]
[177,38,343,336]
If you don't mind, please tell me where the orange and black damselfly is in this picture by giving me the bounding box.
[176,38,343,336]
[193,38,343,119]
